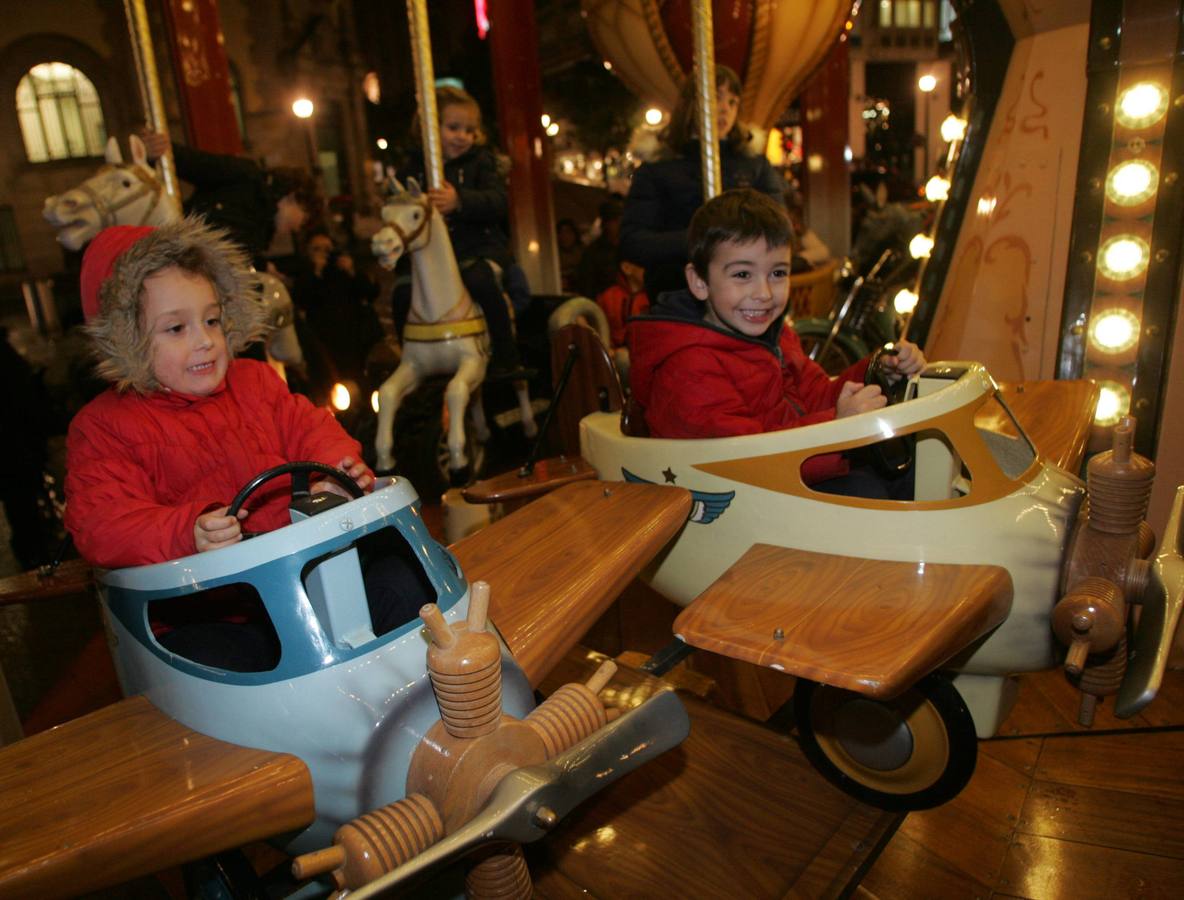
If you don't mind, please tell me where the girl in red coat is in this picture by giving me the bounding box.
[628,189,926,493]
[65,218,374,569]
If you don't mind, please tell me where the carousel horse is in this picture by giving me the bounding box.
[370,176,538,481]
[42,136,304,377]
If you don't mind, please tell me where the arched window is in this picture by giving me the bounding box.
[15,62,107,162]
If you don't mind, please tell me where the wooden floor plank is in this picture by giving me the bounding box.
[1034,731,1184,800]
[891,747,1033,887]
[859,826,993,900]
[979,736,1043,776]
[1018,779,1184,859]
[996,834,1184,900]
[997,668,1162,736]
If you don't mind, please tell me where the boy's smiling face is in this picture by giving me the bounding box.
[141,266,228,395]
[686,238,792,337]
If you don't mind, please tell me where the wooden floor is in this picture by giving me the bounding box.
[858,667,1184,900]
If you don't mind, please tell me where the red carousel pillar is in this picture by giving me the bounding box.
[488,0,560,294]
[159,0,242,153]
[800,38,850,258]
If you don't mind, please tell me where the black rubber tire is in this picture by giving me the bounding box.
[794,673,978,811]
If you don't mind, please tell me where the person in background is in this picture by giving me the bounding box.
[394,85,522,377]
[293,232,384,384]
[596,259,649,349]
[620,64,787,302]
[575,198,625,300]
[556,218,583,294]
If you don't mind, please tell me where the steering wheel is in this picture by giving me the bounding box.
[859,344,915,479]
[227,461,364,521]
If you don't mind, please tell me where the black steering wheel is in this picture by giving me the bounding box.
[228,461,364,520]
[858,344,915,479]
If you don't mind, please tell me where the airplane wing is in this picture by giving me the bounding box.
[674,543,1014,699]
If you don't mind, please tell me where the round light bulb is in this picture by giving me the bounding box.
[1094,381,1131,426]
[1089,310,1140,353]
[918,74,937,93]
[1105,160,1158,206]
[370,390,380,414]
[1115,82,1168,129]
[645,107,664,126]
[909,233,934,259]
[894,288,919,315]
[331,383,351,412]
[376,138,388,150]
[1098,235,1149,280]
[292,97,314,119]
[540,114,551,129]
[940,115,967,142]
[546,122,560,137]
[924,175,950,202]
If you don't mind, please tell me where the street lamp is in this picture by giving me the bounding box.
[292,97,316,168]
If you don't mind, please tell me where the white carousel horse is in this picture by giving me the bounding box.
[370,176,537,479]
[42,136,304,375]
[43,135,175,251]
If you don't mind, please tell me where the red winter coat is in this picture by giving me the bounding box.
[65,358,366,568]
[628,290,870,482]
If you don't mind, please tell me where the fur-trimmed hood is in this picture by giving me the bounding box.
[84,216,269,393]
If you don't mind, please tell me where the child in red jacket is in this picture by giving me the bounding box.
[65,218,374,568]
[64,219,428,670]
[628,189,925,492]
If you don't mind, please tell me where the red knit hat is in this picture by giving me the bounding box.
[80,225,155,321]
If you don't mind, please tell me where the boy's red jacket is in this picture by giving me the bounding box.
[65,358,367,568]
[627,290,869,483]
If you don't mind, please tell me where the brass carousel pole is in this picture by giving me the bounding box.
[123,0,182,215]
[406,0,443,190]
[691,0,721,200]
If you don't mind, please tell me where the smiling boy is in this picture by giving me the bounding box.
[628,189,925,485]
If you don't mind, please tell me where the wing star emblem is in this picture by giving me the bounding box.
[622,468,735,525]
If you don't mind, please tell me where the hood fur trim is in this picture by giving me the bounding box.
[84,215,269,393]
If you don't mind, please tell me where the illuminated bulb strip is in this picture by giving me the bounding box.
[924,175,950,202]
[1088,309,1140,353]
[1105,160,1158,206]
[940,115,968,142]
[894,288,919,315]
[1098,235,1150,280]
[1094,381,1131,426]
[909,234,934,259]
[1115,82,1168,129]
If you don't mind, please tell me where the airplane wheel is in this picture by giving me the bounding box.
[793,673,977,811]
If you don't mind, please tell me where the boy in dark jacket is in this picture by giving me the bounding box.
[629,189,925,489]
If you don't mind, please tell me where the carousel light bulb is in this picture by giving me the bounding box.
[1098,235,1150,280]
[918,74,937,93]
[1105,160,1158,206]
[546,122,560,137]
[1094,381,1131,426]
[370,390,380,414]
[924,175,950,202]
[376,138,388,150]
[1115,82,1168,129]
[331,383,351,412]
[645,107,664,126]
[1089,310,1141,353]
[940,115,968,142]
[894,288,919,315]
[909,233,934,259]
[540,114,551,129]
[603,60,613,71]
[292,97,314,119]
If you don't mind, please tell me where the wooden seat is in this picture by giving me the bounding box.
[452,480,690,687]
[0,695,314,899]
[673,544,1013,699]
[976,379,1100,475]
[789,257,839,318]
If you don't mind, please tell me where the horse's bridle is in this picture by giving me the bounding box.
[74,164,166,228]
[381,191,433,252]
